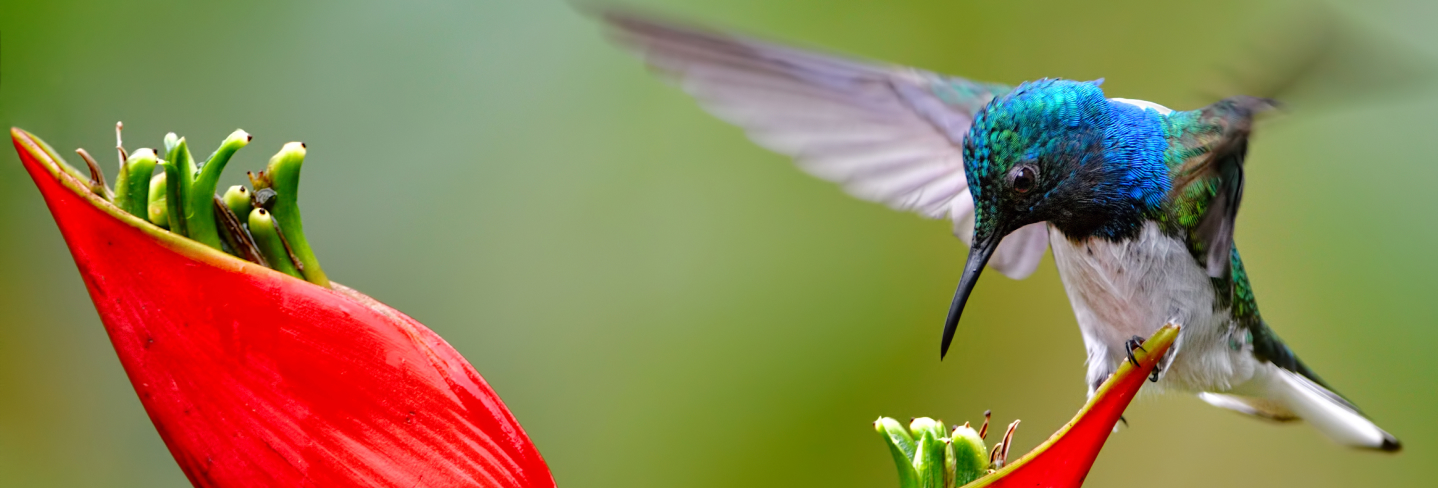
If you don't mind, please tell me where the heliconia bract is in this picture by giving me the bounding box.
[11,128,555,488]
[874,325,1179,488]
[973,325,1177,488]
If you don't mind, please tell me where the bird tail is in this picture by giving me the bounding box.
[1200,363,1401,451]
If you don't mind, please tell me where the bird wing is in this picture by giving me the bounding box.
[1167,96,1275,279]
[604,12,1049,279]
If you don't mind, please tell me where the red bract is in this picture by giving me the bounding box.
[970,324,1179,488]
[12,128,554,488]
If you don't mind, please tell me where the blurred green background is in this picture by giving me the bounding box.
[1,0,1434,486]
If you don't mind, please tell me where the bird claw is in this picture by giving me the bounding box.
[1124,335,1164,382]
[1124,335,1147,367]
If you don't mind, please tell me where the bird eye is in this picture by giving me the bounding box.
[1010,166,1037,193]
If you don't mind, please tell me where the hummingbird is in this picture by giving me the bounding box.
[603,13,1401,451]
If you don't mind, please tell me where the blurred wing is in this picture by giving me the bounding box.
[605,13,1048,279]
[1168,96,1274,279]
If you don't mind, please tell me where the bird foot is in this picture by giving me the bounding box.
[1124,335,1163,383]
[1124,335,1146,366]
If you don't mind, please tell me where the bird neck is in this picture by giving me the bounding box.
[1103,100,1172,209]
[1050,100,1172,242]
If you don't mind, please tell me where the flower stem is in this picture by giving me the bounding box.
[115,122,128,168]
[162,140,193,237]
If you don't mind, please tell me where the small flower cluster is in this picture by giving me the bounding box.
[868,325,1180,488]
[93,123,327,286]
[874,411,1020,488]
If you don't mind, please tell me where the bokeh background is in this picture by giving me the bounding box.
[1,0,1435,486]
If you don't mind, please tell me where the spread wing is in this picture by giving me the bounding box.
[604,12,1050,279]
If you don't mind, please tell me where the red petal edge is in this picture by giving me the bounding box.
[968,324,1179,488]
[13,128,556,488]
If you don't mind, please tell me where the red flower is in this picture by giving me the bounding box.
[12,128,555,488]
[972,325,1178,487]
[875,325,1178,488]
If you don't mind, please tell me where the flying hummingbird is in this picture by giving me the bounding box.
[604,13,1401,451]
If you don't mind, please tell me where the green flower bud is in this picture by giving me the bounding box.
[875,417,918,488]
[148,201,169,228]
[909,417,946,442]
[949,424,988,486]
[913,430,947,488]
[147,173,169,228]
[185,130,251,250]
[223,185,253,220]
[248,208,302,279]
[114,148,158,218]
[259,142,328,287]
[163,132,180,154]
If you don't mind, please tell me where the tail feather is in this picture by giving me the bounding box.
[1204,364,1400,451]
[1198,392,1298,422]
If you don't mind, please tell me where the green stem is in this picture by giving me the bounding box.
[185,130,251,250]
[259,142,328,287]
[162,139,194,237]
[114,160,131,212]
[248,208,301,278]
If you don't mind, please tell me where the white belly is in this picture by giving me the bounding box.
[1047,221,1258,394]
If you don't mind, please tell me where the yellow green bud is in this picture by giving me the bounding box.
[949,424,988,486]
[147,172,169,228]
[223,185,253,220]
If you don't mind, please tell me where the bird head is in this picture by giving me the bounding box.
[940,78,1172,357]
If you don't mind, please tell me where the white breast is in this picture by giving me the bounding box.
[1047,221,1257,394]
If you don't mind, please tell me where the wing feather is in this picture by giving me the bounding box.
[1167,96,1275,279]
[606,13,1050,278]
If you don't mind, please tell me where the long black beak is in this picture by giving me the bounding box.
[940,233,999,359]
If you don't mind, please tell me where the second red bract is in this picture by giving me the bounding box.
[12,128,555,488]
[971,325,1177,487]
